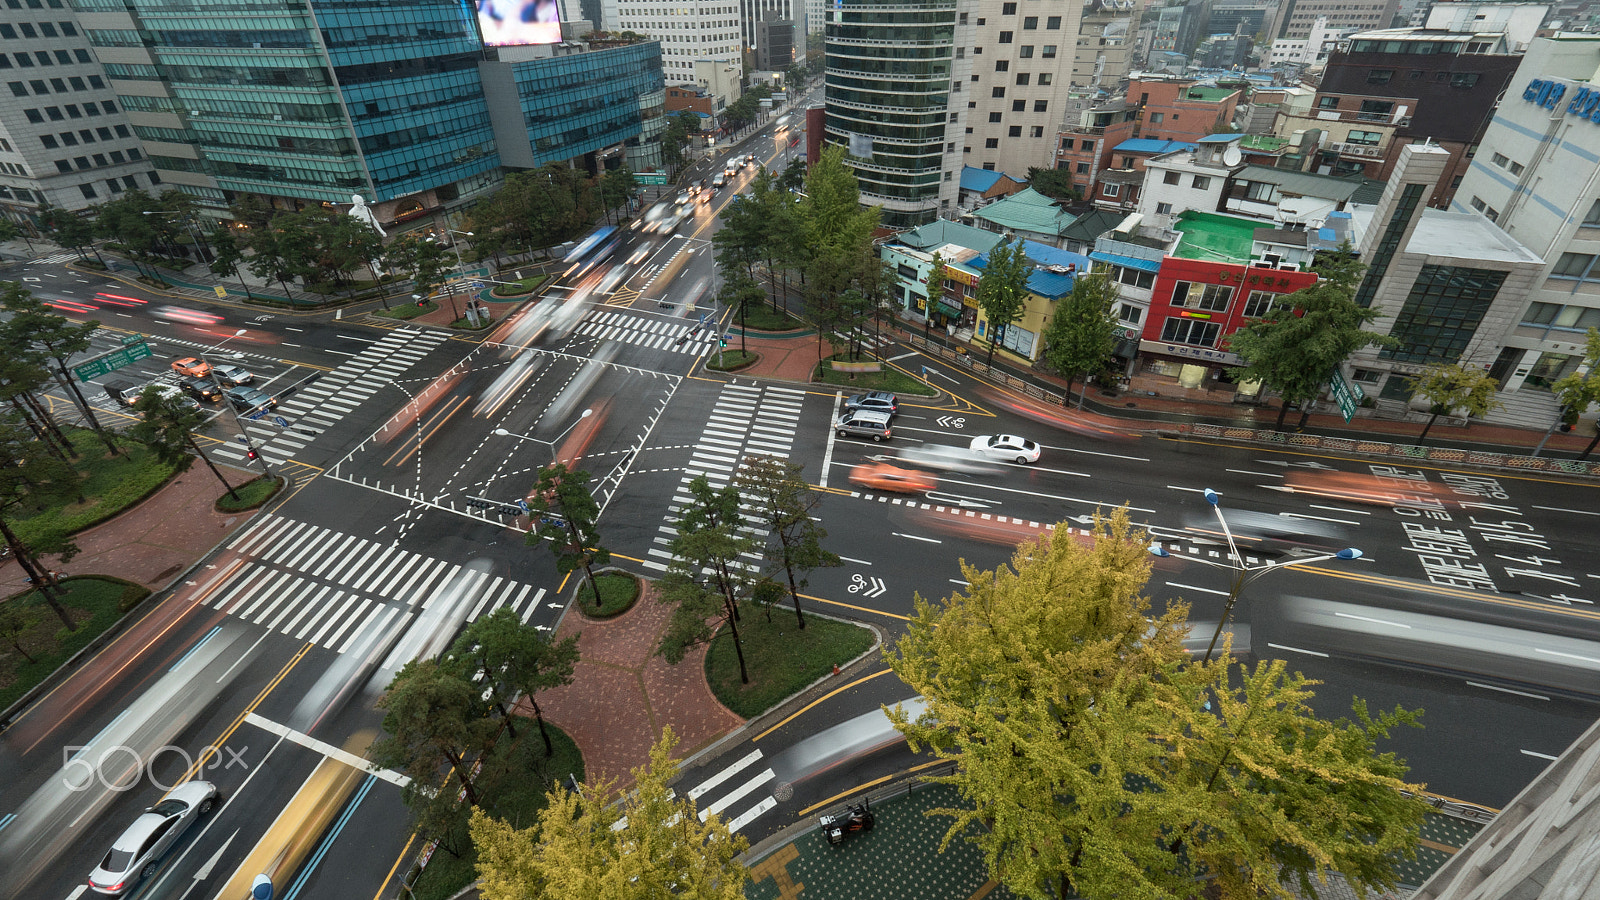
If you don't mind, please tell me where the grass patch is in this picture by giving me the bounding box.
[373,300,438,320]
[706,602,876,718]
[705,349,757,371]
[0,576,149,710]
[12,431,177,546]
[449,315,495,330]
[738,302,804,332]
[215,475,283,512]
[409,724,583,900]
[812,359,931,396]
[490,274,552,297]
[577,571,640,619]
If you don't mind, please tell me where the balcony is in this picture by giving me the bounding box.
[1326,141,1385,159]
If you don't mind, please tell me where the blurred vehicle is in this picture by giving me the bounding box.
[640,201,673,233]
[177,375,222,402]
[87,780,219,895]
[845,390,898,416]
[896,444,999,475]
[676,191,693,207]
[850,463,935,493]
[224,386,276,412]
[626,242,654,265]
[561,225,621,280]
[103,380,145,407]
[170,357,211,379]
[713,171,728,188]
[1283,471,1459,508]
[969,434,1040,464]
[211,364,253,386]
[152,306,224,326]
[1182,509,1348,553]
[835,409,892,441]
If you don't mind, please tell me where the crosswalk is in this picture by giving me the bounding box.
[211,328,451,465]
[200,513,550,653]
[574,309,715,355]
[28,251,79,266]
[645,382,805,573]
[685,748,778,834]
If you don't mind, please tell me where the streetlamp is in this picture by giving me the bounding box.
[493,408,593,463]
[202,329,274,479]
[1149,488,1362,663]
[430,230,474,324]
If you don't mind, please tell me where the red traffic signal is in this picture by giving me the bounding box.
[246,448,259,460]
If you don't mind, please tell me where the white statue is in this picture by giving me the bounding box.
[348,194,387,237]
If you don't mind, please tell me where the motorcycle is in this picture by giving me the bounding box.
[819,797,874,846]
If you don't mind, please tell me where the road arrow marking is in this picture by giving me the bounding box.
[862,576,887,598]
[194,829,238,881]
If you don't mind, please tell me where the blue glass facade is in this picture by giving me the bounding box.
[502,42,662,167]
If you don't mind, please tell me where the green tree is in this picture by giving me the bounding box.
[655,476,759,683]
[1552,327,1600,458]
[885,509,1428,900]
[598,166,638,223]
[921,249,949,339]
[385,232,453,309]
[0,282,120,455]
[0,599,35,663]
[0,414,81,629]
[372,658,497,808]
[1225,246,1394,430]
[446,608,579,756]
[244,222,303,299]
[801,145,880,360]
[1041,271,1121,407]
[0,216,34,253]
[973,236,1034,368]
[661,111,701,173]
[38,204,102,265]
[471,727,749,900]
[527,464,610,611]
[1026,166,1081,202]
[716,271,765,354]
[1406,362,1504,441]
[206,226,254,302]
[128,385,241,502]
[94,193,169,284]
[736,455,839,629]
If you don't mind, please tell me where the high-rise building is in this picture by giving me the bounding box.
[755,11,795,71]
[1073,0,1143,89]
[741,0,800,66]
[80,0,503,224]
[614,0,742,85]
[0,1,157,221]
[963,0,1085,177]
[822,0,969,226]
[1276,0,1400,39]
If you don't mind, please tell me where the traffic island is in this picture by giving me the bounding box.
[704,602,877,719]
[214,475,285,513]
[372,300,438,320]
[577,570,641,619]
[706,349,759,372]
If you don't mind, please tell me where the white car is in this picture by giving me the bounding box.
[969,434,1041,464]
[88,781,220,894]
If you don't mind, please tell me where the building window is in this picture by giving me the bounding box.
[1031,126,1044,138]
[1034,100,1047,113]
[1359,99,1394,119]
[1012,99,1025,111]
[1582,199,1600,227]
[1352,368,1384,384]
[1102,183,1120,197]
[986,138,1000,148]
[1061,137,1074,150]
[1367,69,1393,84]
[1191,175,1211,189]
[79,183,95,199]
[1117,304,1142,324]
[1009,126,1022,137]
[54,159,71,173]
[999,31,1013,42]
[39,134,56,148]
[1047,15,1061,28]
[1171,281,1232,311]
[1076,163,1089,174]
[1524,301,1600,330]
[1317,96,1339,109]
[1156,202,1172,214]
[995,60,1009,72]
[1347,130,1381,146]
[1042,44,1056,58]
[1081,139,1093,152]
[1163,171,1179,185]
[1015,73,1029,86]
[1150,112,1164,123]
[1243,290,1277,317]
[1379,264,1508,363]
[1023,16,1037,28]
[990,112,1003,123]
[1038,72,1052,86]
[1509,161,1524,176]
[1019,45,1033,57]
[1451,72,1480,88]
[1551,252,1598,279]
[1160,317,1221,346]
[1113,267,1154,289]
[992,86,1006,98]
[1002,1,1015,11]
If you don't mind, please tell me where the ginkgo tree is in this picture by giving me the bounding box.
[885,509,1429,900]
[471,726,748,900]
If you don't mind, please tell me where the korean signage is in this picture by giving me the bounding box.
[1521,77,1600,123]
[72,338,152,381]
[1138,340,1241,366]
[1328,367,1366,423]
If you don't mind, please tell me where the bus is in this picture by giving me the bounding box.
[561,224,622,279]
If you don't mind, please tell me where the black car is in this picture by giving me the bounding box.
[224,386,276,413]
[177,376,222,402]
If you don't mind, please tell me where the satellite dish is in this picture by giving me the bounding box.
[1222,145,1243,166]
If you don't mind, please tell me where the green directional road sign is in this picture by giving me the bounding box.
[636,173,669,185]
[72,339,152,382]
[1329,367,1366,423]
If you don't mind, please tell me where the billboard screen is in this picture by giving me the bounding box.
[477,0,561,46]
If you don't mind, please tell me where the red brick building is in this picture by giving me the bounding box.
[1141,256,1319,370]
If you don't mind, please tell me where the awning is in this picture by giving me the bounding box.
[934,301,964,318]
[1091,251,1162,273]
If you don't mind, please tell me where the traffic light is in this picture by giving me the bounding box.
[246,448,259,460]
[719,335,728,348]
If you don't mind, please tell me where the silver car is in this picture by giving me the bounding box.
[212,364,253,386]
[88,780,220,894]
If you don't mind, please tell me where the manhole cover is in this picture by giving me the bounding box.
[773,782,793,801]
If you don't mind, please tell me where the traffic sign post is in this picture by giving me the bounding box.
[214,285,228,299]
[1329,368,1366,423]
[72,338,153,381]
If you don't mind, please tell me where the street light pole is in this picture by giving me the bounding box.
[493,409,593,464]
[202,329,275,480]
[1149,488,1362,663]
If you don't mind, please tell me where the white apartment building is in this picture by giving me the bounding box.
[1268,16,1356,65]
[1452,35,1600,404]
[614,1,743,83]
[963,0,1086,176]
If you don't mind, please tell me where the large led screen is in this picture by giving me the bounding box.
[477,0,561,46]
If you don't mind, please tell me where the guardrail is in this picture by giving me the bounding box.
[1403,790,1499,825]
[1185,423,1600,478]
[906,334,1067,405]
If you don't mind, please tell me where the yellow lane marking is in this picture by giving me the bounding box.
[754,668,894,742]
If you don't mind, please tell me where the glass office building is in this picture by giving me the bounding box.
[77,0,501,222]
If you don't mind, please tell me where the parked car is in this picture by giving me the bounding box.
[170,357,211,379]
[834,409,892,442]
[969,434,1041,464]
[211,364,253,386]
[224,386,276,413]
[845,391,898,416]
[87,780,220,895]
[178,375,222,402]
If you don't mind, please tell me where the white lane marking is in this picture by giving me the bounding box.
[245,711,410,786]
[687,749,763,800]
[1267,642,1328,657]
[887,351,917,361]
[1226,469,1281,478]
[338,334,380,342]
[838,556,871,565]
[1467,682,1549,700]
[1333,612,1410,629]
[1165,582,1228,597]
[1308,504,1371,515]
[698,769,775,822]
[726,796,777,833]
[1167,485,1213,494]
[1534,505,1600,516]
[1282,512,1363,526]
[893,533,941,543]
[285,326,304,332]
[1521,749,1559,761]
[1535,647,1600,664]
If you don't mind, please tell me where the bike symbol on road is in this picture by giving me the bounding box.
[937,416,965,429]
[251,314,276,323]
[848,573,887,598]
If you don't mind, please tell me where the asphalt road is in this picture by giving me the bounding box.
[6,105,1600,895]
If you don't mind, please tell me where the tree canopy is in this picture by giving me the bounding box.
[974,236,1034,367]
[886,510,1428,900]
[1041,271,1121,405]
[1405,363,1503,441]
